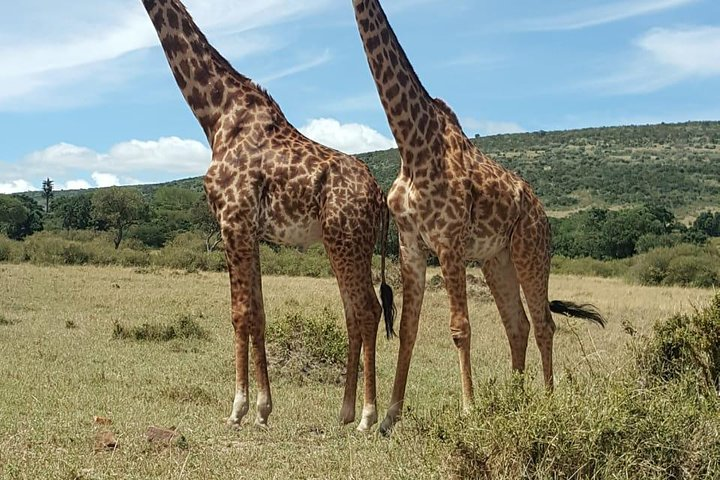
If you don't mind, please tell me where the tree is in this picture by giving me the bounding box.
[190,195,222,253]
[0,194,44,240]
[692,211,720,237]
[41,178,54,213]
[92,187,149,249]
[54,194,93,230]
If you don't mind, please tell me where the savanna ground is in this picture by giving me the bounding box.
[0,263,718,479]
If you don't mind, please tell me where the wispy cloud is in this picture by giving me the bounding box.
[589,26,720,94]
[438,53,505,69]
[324,92,382,113]
[513,0,697,32]
[259,50,333,84]
[0,0,333,111]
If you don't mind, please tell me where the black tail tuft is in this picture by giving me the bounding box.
[379,205,396,339]
[549,300,606,328]
[380,282,396,339]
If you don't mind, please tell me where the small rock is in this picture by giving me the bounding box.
[93,415,113,425]
[146,426,185,447]
[94,431,118,452]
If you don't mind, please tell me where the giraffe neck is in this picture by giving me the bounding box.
[142,0,284,148]
[352,0,438,164]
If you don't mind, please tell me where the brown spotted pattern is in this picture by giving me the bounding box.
[142,0,390,431]
[352,0,569,433]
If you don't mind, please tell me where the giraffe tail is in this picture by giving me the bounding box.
[549,300,606,328]
[380,206,396,339]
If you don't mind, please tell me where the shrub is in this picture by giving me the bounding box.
[266,307,347,384]
[551,255,632,278]
[632,244,720,287]
[639,292,720,392]
[22,231,150,267]
[112,314,208,342]
[154,232,224,272]
[0,235,23,262]
[260,244,333,277]
[424,375,720,479]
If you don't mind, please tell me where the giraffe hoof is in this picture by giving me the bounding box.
[378,418,395,437]
[225,418,242,430]
[339,407,355,425]
[254,418,270,430]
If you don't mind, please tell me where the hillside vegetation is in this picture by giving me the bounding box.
[21,121,720,216]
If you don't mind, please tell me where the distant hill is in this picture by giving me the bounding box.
[22,121,720,217]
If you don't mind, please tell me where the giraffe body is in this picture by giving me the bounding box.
[352,0,604,434]
[141,0,394,431]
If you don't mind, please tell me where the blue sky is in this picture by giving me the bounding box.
[1,0,719,193]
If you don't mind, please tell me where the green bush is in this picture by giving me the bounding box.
[0,235,23,262]
[154,232,224,272]
[639,293,720,392]
[551,255,632,278]
[632,244,720,287]
[259,244,333,277]
[432,375,720,479]
[22,231,150,267]
[112,314,208,342]
[266,307,347,384]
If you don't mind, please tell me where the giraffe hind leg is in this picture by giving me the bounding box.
[481,249,531,374]
[511,220,555,389]
[224,237,265,427]
[325,240,381,431]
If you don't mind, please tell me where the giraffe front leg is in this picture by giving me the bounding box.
[227,304,250,427]
[224,241,256,428]
[379,235,426,435]
[437,246,474,413]
[248,243,272,427]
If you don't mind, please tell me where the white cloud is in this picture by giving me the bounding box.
[590,26,720,94]
[0,180,37,194]
[63,179,93,190]
[91,172,121,188]
[16,137,211,178]
[0,136,212,192]
[514,0,697,31]
[461,118,525,136]
[299,118,396,154]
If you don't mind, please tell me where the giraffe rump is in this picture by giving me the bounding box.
[549,300,606,328]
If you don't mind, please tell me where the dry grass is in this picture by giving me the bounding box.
[0,264,714,479]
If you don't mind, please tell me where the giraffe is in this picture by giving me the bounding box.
[351,0,605,433]
[140,0,395,432]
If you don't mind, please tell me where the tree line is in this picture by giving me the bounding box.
[2,184,719,263]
